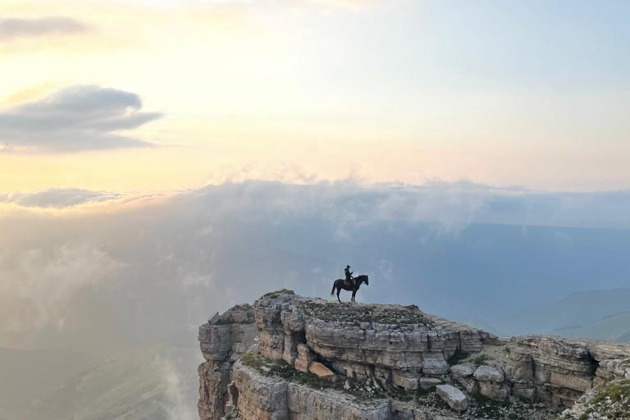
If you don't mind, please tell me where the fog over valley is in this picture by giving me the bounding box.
[2,180,630,419]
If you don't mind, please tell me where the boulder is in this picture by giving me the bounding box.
[393,370,419,390]
[473,365,505,383]
[309,362,336,381]
[450,363,475,378]
[436,384,469,412]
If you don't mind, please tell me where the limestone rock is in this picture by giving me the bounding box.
[473,365,505,383]
[418,377,442,390]
[449,363,475,378]
[309,362,335,381]
[233,363,289,420]
[422,352,449,376]
[454,376,478,395]
[199,290,630,420]
[198,304,256,420]
[478,381,510,401]
[293,343,314,373]
[392,370,419,390]
[436,384,469,412]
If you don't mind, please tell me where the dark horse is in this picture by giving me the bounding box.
[330,275,369,302]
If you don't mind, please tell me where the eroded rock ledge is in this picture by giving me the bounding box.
[198,290,630,420]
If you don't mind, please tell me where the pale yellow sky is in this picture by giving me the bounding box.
[1,0,629,193]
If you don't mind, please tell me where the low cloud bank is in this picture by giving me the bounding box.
[1,180,630,353]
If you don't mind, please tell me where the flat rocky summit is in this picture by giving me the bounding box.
[198,290,630,420]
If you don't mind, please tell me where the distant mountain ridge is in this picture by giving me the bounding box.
[554,312,630,342]
[493,288,630,336]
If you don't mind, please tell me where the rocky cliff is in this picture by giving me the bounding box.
[198,291,630,420]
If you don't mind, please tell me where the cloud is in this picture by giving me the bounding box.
[0,17,88,41]
[0,85,162,152]
[2,179,630,349]
[0,188,122,208]
[0,243,121,334]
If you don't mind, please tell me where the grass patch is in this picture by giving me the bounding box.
[473,395,508,416]
[300,301,430,325]
[261,289,294,300]
[241,350,264,370]
[591,379,630,405]
[473,354,490,365]
[447,351,468,366]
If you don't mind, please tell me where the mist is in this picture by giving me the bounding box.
[2,180,630,419]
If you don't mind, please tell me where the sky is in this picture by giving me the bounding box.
[1,0,629,193]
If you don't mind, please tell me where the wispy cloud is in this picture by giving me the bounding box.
[0,17,88,41]
[0,85,162,153]
[0,188,122,208]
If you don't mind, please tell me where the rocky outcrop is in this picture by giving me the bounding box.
[505,336,630,408]
[198,291,630,420]
[253,291,493,386]
[559,379,630,419]
[232,361,391,420]
[198,304,257,420]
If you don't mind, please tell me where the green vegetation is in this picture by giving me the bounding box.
[447,351,468,366]
[473,395,511,418]
[241,350,264,370]
[591,379,630,405]
[300,301,430,325]
[473,354,490,365]
[558,380,630,420]
[261,289,295,300]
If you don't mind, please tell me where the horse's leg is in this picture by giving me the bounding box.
[351,289,356,302]
[337,287,342,303]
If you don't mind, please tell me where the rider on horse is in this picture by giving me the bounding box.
[345,265,355,287]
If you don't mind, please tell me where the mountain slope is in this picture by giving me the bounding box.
[0,347,98,419]
[494,288,630,336]
[553,312,630,342]
[25,346,201,420]
[0,346,201,420]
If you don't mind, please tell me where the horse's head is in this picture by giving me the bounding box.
[362,275,369,286]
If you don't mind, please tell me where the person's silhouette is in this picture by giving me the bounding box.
[344,265,355,287]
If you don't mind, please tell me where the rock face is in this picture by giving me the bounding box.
[505,336,630,408]
[198,304,257,420]
[198,290,630,420]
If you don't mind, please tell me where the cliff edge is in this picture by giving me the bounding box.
[198,290,630,420]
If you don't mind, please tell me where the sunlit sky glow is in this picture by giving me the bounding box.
[1,0,629,193]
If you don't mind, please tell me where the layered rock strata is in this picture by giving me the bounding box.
[198,304,257,420]
[198,290,630,420]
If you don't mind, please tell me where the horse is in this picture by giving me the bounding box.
[330,274,369,303]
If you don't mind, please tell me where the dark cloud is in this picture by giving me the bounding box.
[0,85,162,152]
[0,188,122,208]
[0,17,88,41]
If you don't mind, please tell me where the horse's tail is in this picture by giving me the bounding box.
[330,281,336,295]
